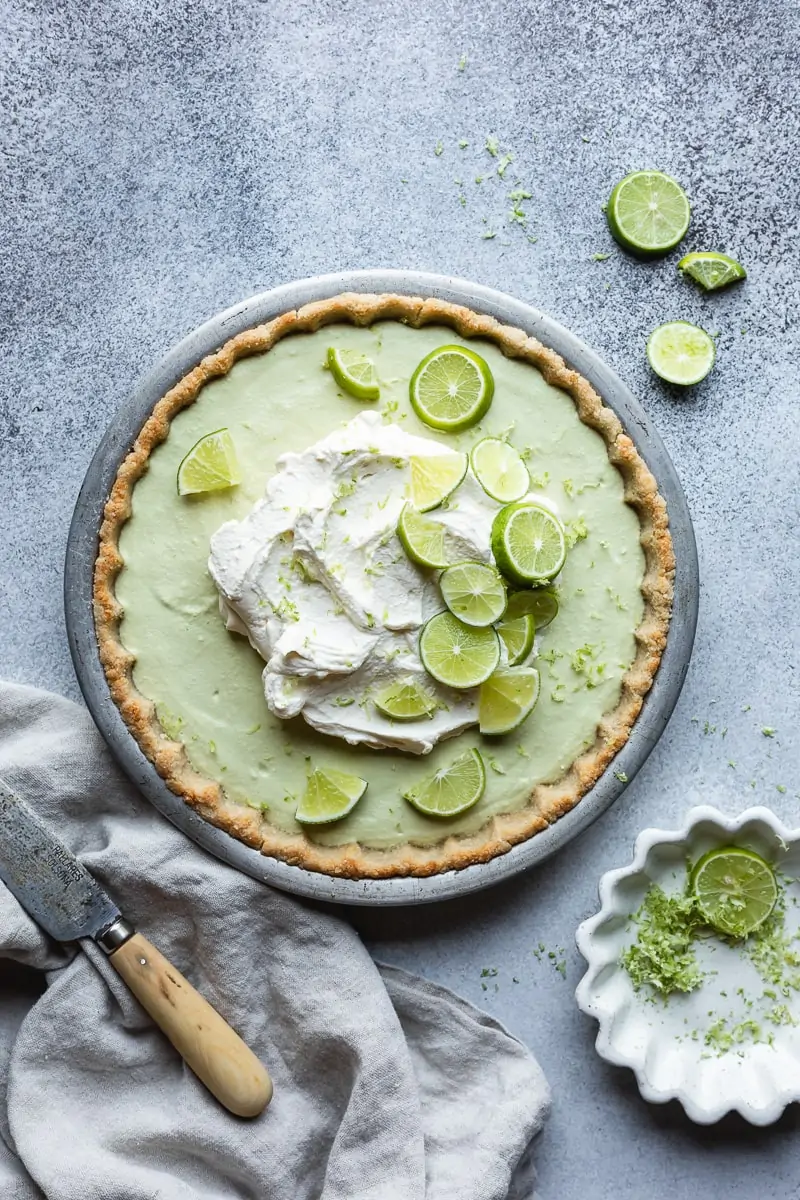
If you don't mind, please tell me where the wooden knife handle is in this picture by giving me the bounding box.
[109,932,273,1117]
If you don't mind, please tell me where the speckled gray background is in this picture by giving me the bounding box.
[2,0,800,1195]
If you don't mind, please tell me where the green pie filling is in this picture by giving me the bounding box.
[116,322,645,849]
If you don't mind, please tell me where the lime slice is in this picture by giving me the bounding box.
[496,614,535,665]
[470,438,530,503]
[491,502,567,585]
[295,767,368,825]
[678,251,747,292]
[403,748,485,818]
[177,429,242,496]
[326,347,380,400]
[397,504,451,569]
[409,345,494,432]
[691,847,778,938]
[505,587,559,629]
[419,611,500,689]
[647,322,716,386]
[374,678,437,721]
[439,561,507,627]
[479,667,540,735]
[606,171,691,257]
[409,453,468,512]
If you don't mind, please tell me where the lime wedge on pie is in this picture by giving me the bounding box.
[403,748,486,817]
[295,767,368,825]
[177,429,241,496]
[678,251,747,292]
[410,345,494,431]
[505,587,559,629]
[396,504,451,568]
[327,346,380,400]
[470,437,530,502]
[491,502,567,585]
[691,847,778,938]
[479,668,541,735]
[439,561,507,627]
[647,321,716,386]
[374,678,437,721]
[409,453,468,511]
[419,612,500,688]
[606,170,691,257]
[496,613,535,665]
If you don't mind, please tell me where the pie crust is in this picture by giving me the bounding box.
[94,293,675,878]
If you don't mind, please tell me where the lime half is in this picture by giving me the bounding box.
[647,322,716,386]
[397,504,451,569]
[326,347,380,400]
[177,429,242,496]
[409,453,468,512]
[491,502,567,585]
[439,561,507,627]
[607,171,691,257]
[678,251,747,292]
[505,588,559,629]
[295,767,368,825]
[479,667,540,735]
[419,611,500,689]
[496,613,535,665]
[410,345,494,432]
[403,748,485,818]
[691,847,778,938]
[374,678,437,721]
[470,437,530,502]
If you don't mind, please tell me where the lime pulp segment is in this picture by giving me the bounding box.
[177,428,242,496]
[505,588,559,629]
[409,345,494,432]
[646,321,716,386]
[403,748,486,817]
[326,346,380,400]
[496,613,535,665]
[691,846,778,938]
[439,561,507,627]
[419,611,500,688]
[295,767,368,825]
[678,251,747,291]
[470,437,530,502]
[396,504,451,569]
[491,502,567,585]
[409,453,468,512]
[374,678,437,721]
[479,667,541,735]
[607,171,691,257]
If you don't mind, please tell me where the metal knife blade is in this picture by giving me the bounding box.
[0,777,120,944]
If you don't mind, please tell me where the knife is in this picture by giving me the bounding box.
[0,777,272,1118]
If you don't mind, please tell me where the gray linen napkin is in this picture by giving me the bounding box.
[0,682,549,1200]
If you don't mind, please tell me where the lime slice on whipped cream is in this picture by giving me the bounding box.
[439,561,507,627]
[409,453,468,512]
[374,678,437,721]
[496,614,535,665]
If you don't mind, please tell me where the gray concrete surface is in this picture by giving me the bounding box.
[2,0,799,1195]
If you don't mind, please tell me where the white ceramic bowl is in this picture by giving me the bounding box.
[575,806,800,1125]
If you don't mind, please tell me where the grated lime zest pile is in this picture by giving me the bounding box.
[621,886,705,996]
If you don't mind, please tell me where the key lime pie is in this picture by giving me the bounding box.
[95,293,674,878]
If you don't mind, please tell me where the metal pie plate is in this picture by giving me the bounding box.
[65,270,698,906]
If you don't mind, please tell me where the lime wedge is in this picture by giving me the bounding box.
[491,502,567,585]
[496,613,535,665]
[606,171,691,257]
[419,611,500,688]
[295,767,368,825]
[470,437,530,502]
[374,678,437,721]
[505,587,559,629]
[690,847,778,938]
[409,453,468,511]
[647,322,716,386]
[479,667,540,735]
[177,429,242,496]
[678,251,747,292]
[439,561,507,627]
[326,347,380,400]
[397,504,451,569]
[410,345,494,432]
[403,748,485,818]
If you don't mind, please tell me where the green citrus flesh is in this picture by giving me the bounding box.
[505,587,559,629]
[479,667,541,735]
[177,429,242,496]
[690,847,778,938]
[496,613,535,665]
[409,453,468,511]
[439,561,507,627]
[409,345,494,431]
[491,502,567,585]
[606,171,691,257]
[470,437,530,502]
[374,678,437,721]
[646,321,716,386]
[326,346,380,400]
[396,504,451,569]
[418,611,500,688]
[403,748,485,817]
[678,251,747,291]
[295,767,368,825]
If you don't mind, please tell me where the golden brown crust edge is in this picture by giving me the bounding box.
[94,292,675,879]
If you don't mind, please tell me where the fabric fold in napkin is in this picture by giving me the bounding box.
[0,682,549,1200]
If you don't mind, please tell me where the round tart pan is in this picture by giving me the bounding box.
[65,271,698,906]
